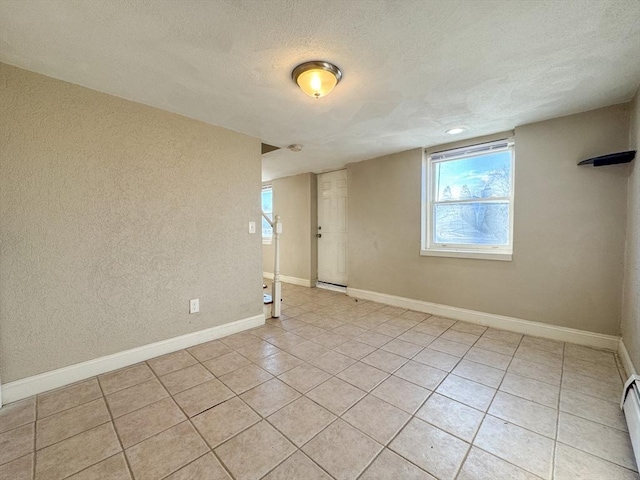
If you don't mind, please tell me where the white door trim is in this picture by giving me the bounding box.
[317,169,348,286]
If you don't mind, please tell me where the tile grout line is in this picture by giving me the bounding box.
[197,310,607,477]
[3,287,630,479]
[458,332,532,478]
[264,306,636,478]
[553,439,640,475]
[144,356,241,480]
[166,336,342,480]
[95,373,137,480]
[355,319,473,479]
[281,289,544,478]
[32,395,37,480]
[551,414,640,474]
[244,316,410,479]
[551,343,567,480]
[34,379,103,421]
[272,308,555,479]
[448,325,520,480]
[203,356,337,480]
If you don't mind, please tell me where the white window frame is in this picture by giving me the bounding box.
[262,185,273,245]
[421,138,515,261]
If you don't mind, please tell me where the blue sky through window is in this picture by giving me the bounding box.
[435,151,511,201]
[261,188,273,237]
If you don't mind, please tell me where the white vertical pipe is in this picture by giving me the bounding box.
[272,215,282,318]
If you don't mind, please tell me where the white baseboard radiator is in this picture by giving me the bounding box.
[622,375,640,469]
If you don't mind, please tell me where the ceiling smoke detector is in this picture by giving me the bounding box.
[287,144,303,152]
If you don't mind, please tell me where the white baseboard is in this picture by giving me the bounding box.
[619,339,638,378]
[263,272,315,288]
[1,314,265,406]
[347,288,620,351]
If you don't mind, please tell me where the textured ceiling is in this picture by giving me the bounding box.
[1,0,639,181]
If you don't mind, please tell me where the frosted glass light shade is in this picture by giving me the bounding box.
[292,61,342,99]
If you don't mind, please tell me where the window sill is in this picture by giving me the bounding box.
[420,249,512,261]
[262,238,273,246]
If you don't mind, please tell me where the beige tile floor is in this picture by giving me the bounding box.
[1,282,638,480]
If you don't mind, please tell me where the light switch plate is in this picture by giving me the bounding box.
[249,221,256,234]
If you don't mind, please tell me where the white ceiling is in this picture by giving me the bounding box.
[1,0,639,181]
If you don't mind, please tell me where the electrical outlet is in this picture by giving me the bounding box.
[249,221,256,234]
[189,298,199,314]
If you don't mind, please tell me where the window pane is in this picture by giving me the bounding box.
[261,188,273,213]
[434,202,509,245]
[435,151,511,201]
[262,217,272,237]
[261,187,273,238]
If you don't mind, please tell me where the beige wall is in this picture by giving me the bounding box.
[0,64,263,383]
[348,104,630,335]
[263,172,317,282]
[622,88,640,371]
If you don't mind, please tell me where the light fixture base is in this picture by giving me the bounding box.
[292,61,343,98]
[292,61,343,83]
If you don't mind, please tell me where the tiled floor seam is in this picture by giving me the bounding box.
[458,447,548,480]
[199,450,242,480]
[561,369,623,387]
[354,389,436,479]
[188,360,321,480]
[32,399,37,476]
[351,346,468,480]
[555,412,639,473]
[96,372,136,480]
[559,410,630,433]
[35,389,101,421]
[264,394,339,447]
[23,383,119,475]
[449,334,525,480]
[144,358,237,480]
[0,451,34,470]
[346,397,418,479]
[33,415,113,456]
[58,452,124,480]
[252,449,330,480]
[549,342,566,480]
[554,439,640,475]
[244,372,385,478]
[559,384,621,405]
[7,285,633,480]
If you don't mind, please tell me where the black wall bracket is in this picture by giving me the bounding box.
[578,150,636,167]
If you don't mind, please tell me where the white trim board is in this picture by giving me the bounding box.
[347,288,620,351]
[316,282,347,293]
[262,272,315,288]
[1,314,265,406]
[619,340,638,378]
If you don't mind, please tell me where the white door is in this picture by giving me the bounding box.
[317,170,348,286]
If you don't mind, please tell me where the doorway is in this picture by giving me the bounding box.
[317,169,348,286]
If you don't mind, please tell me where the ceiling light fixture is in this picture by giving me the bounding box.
[292,61,342,99]
[287,144,303,152]
[445,127,466,135]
